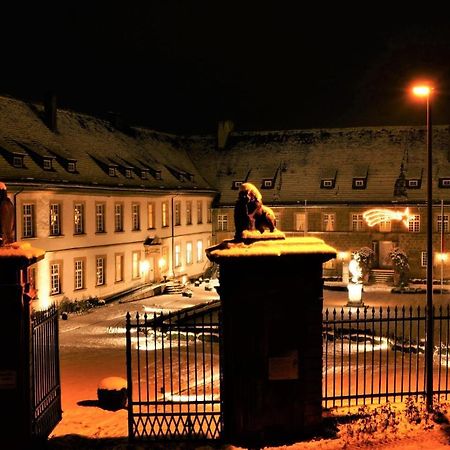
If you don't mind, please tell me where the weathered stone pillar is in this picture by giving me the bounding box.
[0,243,45,450]
[207,236,336,447]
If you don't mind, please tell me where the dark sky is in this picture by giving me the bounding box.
[2,4,450,134]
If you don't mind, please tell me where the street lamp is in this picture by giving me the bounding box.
[412,83,433,410]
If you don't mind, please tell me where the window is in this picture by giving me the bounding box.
[321,179,335,189]
[351,213,364,232]
[43,158,53,170]
[437,215,449,233]
[186,201,192,225]
[197,240,203,263]
[186,242,193,265]
[132,203,140,231]
[108,167,116,177]
[407,179,421,188]
[262,179,273,189]
[175,201,181,226]
[379,217,392,232]
[114,203,124,232]
[218,214,228,231]
[49,203,61,236]
[96,256,105,286]
[207,205,212,223]
[74,203,84,234]
[421,251,428,268]
[439,178,450,188]
[132,251,141,279]
[50,263,61,295]
[352,178,366,189]
[22,203,35,238]
[323,213,335,231]
[13,155,23,168]
[147,203,155,229]
[67,161,76,172]
[74,259,84,290]
[197,200,203,224]
[141,169,149,180]
[96,203,106,233]
[408,214,421,232]
[125,169,132,178]
[295,213,306,232]
[161,246,168,272]
[175,244,181,267]
[115,254,124,282]
[232,181,243,190]
[162,202,169,227]
[155,170,162,180]
[323,259,336,270]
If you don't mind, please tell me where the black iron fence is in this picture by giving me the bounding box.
[126,308,222,442]
[323,305,450,408]
[29,303,62,439]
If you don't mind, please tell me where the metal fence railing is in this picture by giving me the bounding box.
[126,307,222,442]
[323,305,450,408]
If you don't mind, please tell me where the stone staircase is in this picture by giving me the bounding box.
[163,281,184,294]
[370,269,394,284]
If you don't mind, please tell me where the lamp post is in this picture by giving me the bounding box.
[412,84,433,410]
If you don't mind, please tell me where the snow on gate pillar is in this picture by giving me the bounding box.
[0,242,45,450]
[207,235,336,447]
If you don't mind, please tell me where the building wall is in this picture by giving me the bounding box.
[11,188,213,304]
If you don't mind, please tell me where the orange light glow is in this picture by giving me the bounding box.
[436,253,448,263]
[412,85,432,97]
[363,208,412,228]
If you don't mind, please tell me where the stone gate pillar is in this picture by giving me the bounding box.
[0,242,45,450]
[207,235,336,448]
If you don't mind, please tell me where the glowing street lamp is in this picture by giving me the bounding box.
[412,82,434,410]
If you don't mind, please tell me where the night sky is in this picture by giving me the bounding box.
[2,5,450,134]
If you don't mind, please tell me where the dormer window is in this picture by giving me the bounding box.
[321,179,335,189]
[67,161,77,173]
[125,169,132,178]
[43,158,53,170]
[155,171,162,180]
[13,155,24,168]
[439,178,450,188]
[188,174,194,182]
[352,177,367,189]
[141,170,149,180]
[109,167,116,177]
[407,179,421,189]
[232,181,243,190]
[262,179,273,189]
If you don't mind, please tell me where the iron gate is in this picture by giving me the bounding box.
[126,306,222,442]
[29,302,62,439]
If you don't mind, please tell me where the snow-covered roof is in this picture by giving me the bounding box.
[0,95,215,193]
[186,126,450,206]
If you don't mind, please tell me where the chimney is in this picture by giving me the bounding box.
[44,92,57,132]
[217,119,234,150]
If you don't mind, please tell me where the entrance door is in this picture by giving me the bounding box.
[378,241,396,269]
[148,256,155,283]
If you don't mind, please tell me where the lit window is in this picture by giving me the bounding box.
[22,203,35,238]
[175,244,181,267]
[175,201,181,226]
[50,263,61,295]
[321,179,335,189]
[115,254,124,282]
[218,214,228,231]
[197,200,203,224]
[74,203,84,234]
[43,158,52,170]
[132,203,140,231]
[232,181,243,190]
[161,246,168,272]
[141,170,149,179]
[437,215,449,233]
[67,161,76,172]
[421,251,427,267]
[186,242,193,265]
[262,179,273,189]
[132,251,140,279]
[439,178,450,188]
[352,178,366,189]
[323,213,335,231]
[351,214,364,231]
[125,169,132,178]
[197,240,203,263]
[408,214,420,232]
[109,167,116,177]
[96,256,105,286]
[49,203,61,236]
[379,216,392,232]
[96,203,106,233]
[115,203,124,232]
[207,204,212,223]
[74,259,84,290]
[162,202,168,227]
[408,179,421,188]
[147,202,155,229]
[186,201,192,225]
[295,213,306,232]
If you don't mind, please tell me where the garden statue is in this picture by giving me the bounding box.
[0,182,15,247]
[348,253,363,284]
[347,252,364,306]
[234,182,278,239]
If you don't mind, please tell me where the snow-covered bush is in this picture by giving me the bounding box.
[388,247,410,287]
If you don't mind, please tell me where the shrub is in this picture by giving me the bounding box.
[388,247,410,286]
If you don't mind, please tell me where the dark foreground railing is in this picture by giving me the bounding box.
[323,305,450,408]
[126,308,222,442]
[30,303,62,439]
